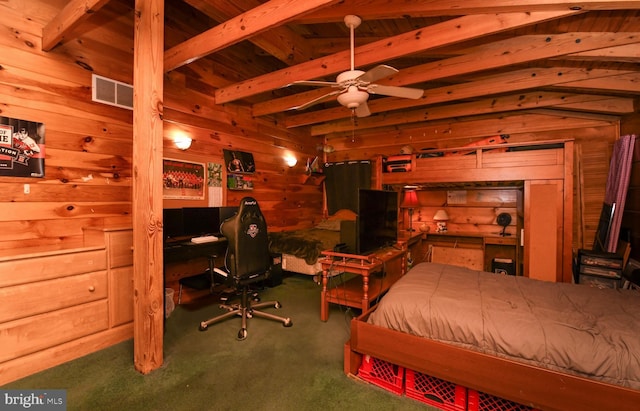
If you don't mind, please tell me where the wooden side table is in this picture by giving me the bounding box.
[319,247,406,321]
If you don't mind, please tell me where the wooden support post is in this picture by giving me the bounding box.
[132,0,165,375]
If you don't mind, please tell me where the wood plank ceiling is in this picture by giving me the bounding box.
[45,0,640,142]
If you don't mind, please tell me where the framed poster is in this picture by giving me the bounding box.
[223,149,255,174]
[0,116,45,178]
[162,158,205,200]
[227,173,254,191]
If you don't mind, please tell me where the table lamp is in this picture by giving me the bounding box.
[433,209,449,233]
[401,187,420,232]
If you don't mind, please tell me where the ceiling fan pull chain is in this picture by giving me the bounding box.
[351,109,356,142]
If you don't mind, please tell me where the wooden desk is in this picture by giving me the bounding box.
[164,238,228,304]
[425,232,519,274]
[319,247,406,321]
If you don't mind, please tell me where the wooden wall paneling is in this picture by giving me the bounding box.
[575,138,612,250]
[0,16,135,251]
[162,83,323,231]
[414,189,519,237]
[575,143,586,248]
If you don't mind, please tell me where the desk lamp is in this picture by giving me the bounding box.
[401,187,420,232]
[433,209,449,233]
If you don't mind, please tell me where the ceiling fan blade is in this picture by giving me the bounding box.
[357,65,399,83]
[291,89,344,110]
[354,101,371,117]
[289,80,340,88]
[366,84,424,99]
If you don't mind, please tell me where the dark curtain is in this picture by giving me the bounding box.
[324,160,372,215]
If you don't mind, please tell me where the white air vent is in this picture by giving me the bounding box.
[92,74,133,110]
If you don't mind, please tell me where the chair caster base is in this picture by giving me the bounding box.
[283,318,293,327]
[237,328,248,340]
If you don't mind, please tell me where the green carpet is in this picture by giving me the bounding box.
[3,275,437,411]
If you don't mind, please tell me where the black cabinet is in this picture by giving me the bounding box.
[577,249,623,288]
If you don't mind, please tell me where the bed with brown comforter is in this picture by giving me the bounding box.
[346,262,640,411]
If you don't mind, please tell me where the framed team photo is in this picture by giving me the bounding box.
[162,158,205,200]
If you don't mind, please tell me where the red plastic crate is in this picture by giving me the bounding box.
[405,369,466,411]
[357,355,404,395]
[468,389,540,411]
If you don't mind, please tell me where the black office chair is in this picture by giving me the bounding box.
[199,197,292,340]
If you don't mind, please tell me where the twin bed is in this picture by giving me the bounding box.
[345,262,640,411]
[269,209,356,277]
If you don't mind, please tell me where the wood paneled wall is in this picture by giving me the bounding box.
[407,189,519,237]
[0,1,322,254]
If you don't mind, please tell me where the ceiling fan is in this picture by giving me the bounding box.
[289,15,424,117]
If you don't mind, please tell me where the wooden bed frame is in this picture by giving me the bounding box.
[345,309,640,411]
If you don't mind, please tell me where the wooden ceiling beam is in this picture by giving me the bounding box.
[164,0,340,72]
[42,0,111,51]
[184,0,315,65]
[564,43,640,61]
[299,0,640,23]
[309,92,633,135]
[256,31,640,117]
[543,98,636,113]
[216,10,580,104]
[325,113,616,149]
[552,72,640,92]
[287,67,634,127]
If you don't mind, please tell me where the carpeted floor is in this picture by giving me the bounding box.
[3,274,437,411]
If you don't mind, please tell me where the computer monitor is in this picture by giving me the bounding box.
[182,207,220,237]
[162,208,184,241]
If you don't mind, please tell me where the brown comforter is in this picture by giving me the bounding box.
[368,262,640,389]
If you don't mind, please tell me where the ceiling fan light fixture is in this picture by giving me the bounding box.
[337,87,369,108]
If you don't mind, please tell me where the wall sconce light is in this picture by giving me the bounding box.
[284,155,297,167]
[433,209,449,233]
[174,134,192,150]
[401,186,420,232]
